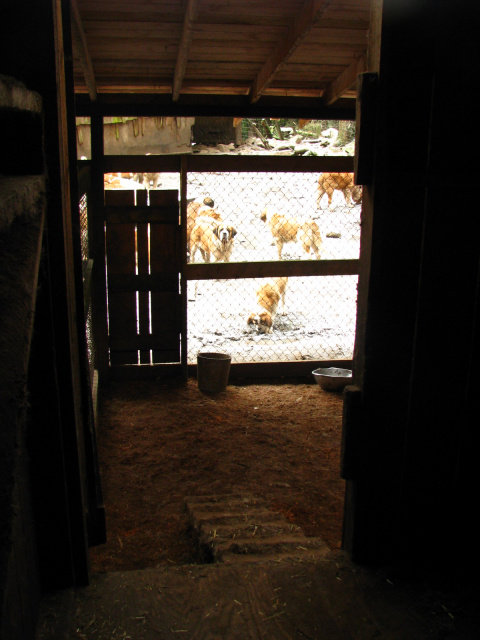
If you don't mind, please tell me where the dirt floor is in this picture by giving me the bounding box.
[37,553,480,640]
[37,376,479,639]
[90,376,345,573]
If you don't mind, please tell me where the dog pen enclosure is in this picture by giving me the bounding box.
[78,125,360,382]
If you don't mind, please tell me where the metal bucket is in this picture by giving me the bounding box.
[197,352,231,393]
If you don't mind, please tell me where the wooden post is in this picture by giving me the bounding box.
[52,0,90,586]
[90,110,110,380]
[180,155,188,380]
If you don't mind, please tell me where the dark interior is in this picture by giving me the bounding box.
[0,1,478,638]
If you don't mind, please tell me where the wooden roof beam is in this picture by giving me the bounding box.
[249,0,334,104]
[322,55,366,106]
[70,0,97,101]
[172,0,200,102]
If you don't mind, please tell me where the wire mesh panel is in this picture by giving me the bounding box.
[186,169,360,364]
[79,190,96,381]
[101,162,360,370]
[79,192,89,265]
[187,275,357,364]
[186,171,361,263]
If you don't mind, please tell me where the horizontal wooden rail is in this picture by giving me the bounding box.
[186,155,354,173]
[185,259,359,280]
[108,360,353,382]
[108,273,179,293]
[101,155,180,174]
[104,205,179,223]
[98,154,354,175]
[75,94,356,120]
[109,331,179,351]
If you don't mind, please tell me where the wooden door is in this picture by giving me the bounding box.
[104,189,182,374]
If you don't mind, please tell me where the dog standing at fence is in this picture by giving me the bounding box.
[187,197,222,261]
[260,208,323,260]
[247,277,289,333]
[189,215,237,263]
[317,172,363,210]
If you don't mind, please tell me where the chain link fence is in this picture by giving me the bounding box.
[79,190,96,381]
[186,170,361,263]
[186,169,360,363]
[102,168,360,365]
[187,275,358,363]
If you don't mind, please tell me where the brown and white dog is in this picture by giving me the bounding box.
[317,172,363,210]
[260,208,323,260]
[187,197,222,259]
[189,216,237,263]
[247,277,289,333]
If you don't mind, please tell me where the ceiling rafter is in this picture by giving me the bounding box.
[71,0,371,108]
[322,54,366,106]
[172,0,200,102]
[70,0,97,101]
[248,0,335,104]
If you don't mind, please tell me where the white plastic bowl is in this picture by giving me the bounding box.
[312,367,352,391]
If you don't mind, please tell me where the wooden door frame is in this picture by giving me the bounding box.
[87,152,359,382]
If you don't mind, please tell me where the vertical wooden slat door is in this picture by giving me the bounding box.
[105,189,137,366]
[135,189,150,364]
[104,189,181,374]
[149,189,181,364]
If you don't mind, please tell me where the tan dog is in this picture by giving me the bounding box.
[317,172,363,210]
[187,197,222,259]
[189,217,237,263]
[247,277,288,333]
[260,209,323,260]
